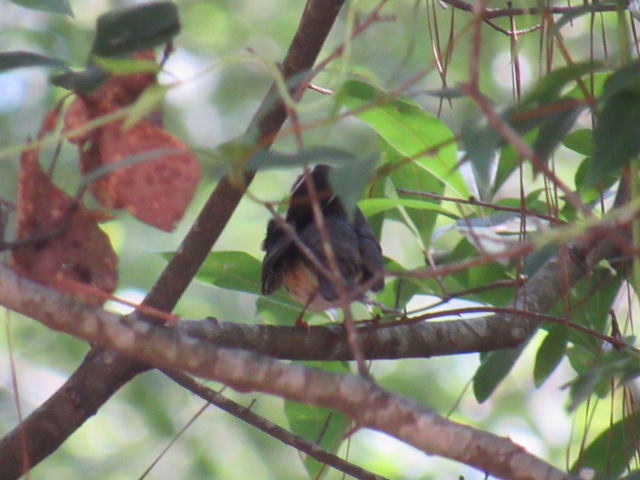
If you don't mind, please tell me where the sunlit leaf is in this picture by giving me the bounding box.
[195,251,263,294]
[383,139,444,248]
[8,0,73,16]
[358,197,457,219]
[338,80,464,196]
[92,55,160,75]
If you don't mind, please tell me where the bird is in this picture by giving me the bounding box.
[261,164,384,314]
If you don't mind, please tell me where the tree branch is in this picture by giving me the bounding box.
[0,264,567,480]
[163,369,389,480]
[440,0,617,19]
[0,1,346,477]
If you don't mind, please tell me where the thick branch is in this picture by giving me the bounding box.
[0,1,346,477]
[178,242,593,360]
[0,265,567,480]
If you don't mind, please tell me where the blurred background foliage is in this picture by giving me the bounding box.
[1,0,639,479]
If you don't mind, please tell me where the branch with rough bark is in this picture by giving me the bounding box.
[0,233,619,479]
[0,264,567,480]
[0,223,620,478]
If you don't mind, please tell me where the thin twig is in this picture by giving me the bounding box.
[396,187,564,225]
[162,369,388,480]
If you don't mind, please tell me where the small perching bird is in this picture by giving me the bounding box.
[261,164,384,313]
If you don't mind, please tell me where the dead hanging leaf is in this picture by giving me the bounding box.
[95,120,199,231]
[62,49,200,231]
[39,99,65,139]
[63,96,93,145]
[11,141,118,306]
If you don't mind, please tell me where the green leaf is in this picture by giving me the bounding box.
[363,172,386,239]
[533,104,585,168]
[196,251,262,294]
[443,238,514,306]
[8,0,73,16]
[338,80,464,196]
[50,65,108,92]
[567,347,640,410]
[462,117,501,199]
[91,1,180,57]
[571,413,640,477]
[255,295,309,325]
[190,251,305,324]
[590,91,640,185]
[575,158,617,204]
[465,63,599,193]
[358,197,458,219]
[521,62,601,106]
[123,84,168,129]
[562,128,593,156]
[566,71,609,101]
[492,130,537,194]
[374,258,428,309]
[327,157,377,220]
[285,362,351,479]
[92,55,160,75]
[247,147,376,219]
[473,339,530,403]
[0,51,70,73]
[246,146,357,171]
[383,139,444,248]
[551,2,614,34]
[600,60,640,102]
[533,325,568,386]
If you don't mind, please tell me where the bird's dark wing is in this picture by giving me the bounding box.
[298,216,360,301]
[261,219,292,295]
[353,208,384,291]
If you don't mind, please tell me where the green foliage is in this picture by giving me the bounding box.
[284,362,351,479]
[54,1,180,92]
[90,1,180,58]
[572,413,640,478]
[7,0,73,16]
[338,80,463,196]
[534,324,569,387]
[473,341,530,403]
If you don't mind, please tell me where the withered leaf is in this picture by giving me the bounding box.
[62,49,200,231]
[92,120,200,231]
[12,142,118,305]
